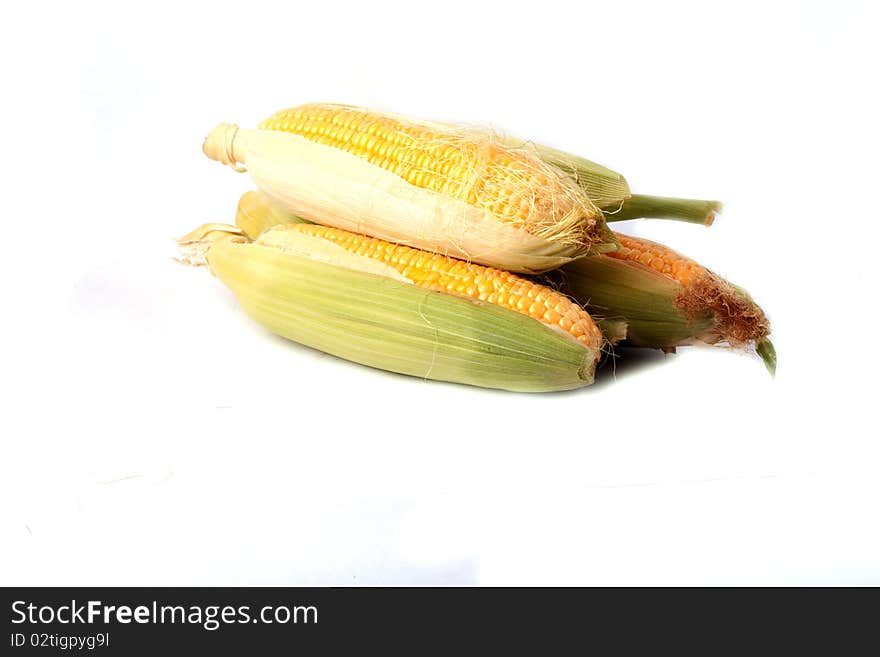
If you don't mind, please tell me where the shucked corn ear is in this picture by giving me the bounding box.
[202,103,618,274]
[552,233,776,374]
[178,221,605,392]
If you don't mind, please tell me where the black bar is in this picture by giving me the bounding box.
[1,587,874,654]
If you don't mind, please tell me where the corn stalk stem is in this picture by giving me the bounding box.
[603,194,721,226]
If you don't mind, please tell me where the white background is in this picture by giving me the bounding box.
[2,1,878,585]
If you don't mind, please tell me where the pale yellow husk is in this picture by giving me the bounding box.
[203,125,603,273]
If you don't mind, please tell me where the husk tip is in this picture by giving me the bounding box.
[175,223,247,267]
[756,338,776,377]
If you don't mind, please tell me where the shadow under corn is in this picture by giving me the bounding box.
[591,346,672,390]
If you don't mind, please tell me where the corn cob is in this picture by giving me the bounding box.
[553,233,775,374]
[178,222,605,392]
[203,103,618,273]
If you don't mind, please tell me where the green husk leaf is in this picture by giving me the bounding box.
[527,142,632,209]
[595,317,628,345]
[602,194,722,226]
[207,239,597,392]
[585,220,620,255]
[756,338,777,377]
[555,256,715,348]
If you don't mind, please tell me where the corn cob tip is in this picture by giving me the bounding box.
[175,223,247,267]
[203,123,246,170]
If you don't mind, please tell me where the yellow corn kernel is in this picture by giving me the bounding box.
[606,233,707,287]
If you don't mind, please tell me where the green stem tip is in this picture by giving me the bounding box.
[603,194,722,226]
[756,338,777,377]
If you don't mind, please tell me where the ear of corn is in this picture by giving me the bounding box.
[203,103,619,273]
[182,222,604,392]
[554,232,775,374]
[551,254,717,348]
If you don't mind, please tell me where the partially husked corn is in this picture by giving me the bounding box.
[259,104,583,235]
[262,223,603,349]
[180,222,604,392]
[557,232,775,373]
[202,103,617,273]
